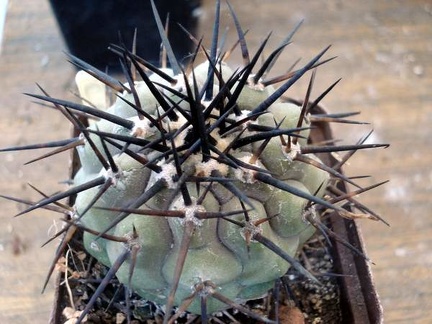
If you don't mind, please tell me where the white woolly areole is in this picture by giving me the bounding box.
[171,197,205,227]
[247,74,265,91]
[240,221,263,243]
[99,166,125,190]
[123,231,141,251]
[150,161,178,189]
[302,205,318,223]
[70,206,80,221]
[161,111,189,131]
[162,113,191,148]
[194,157,229,177]
[208,127,235,153]
[283,140,302,161]
[194,281,217,297]
[233,154,258,184]
[183,205,205,226]
[129,116,156,138]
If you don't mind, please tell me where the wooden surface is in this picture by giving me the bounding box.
[0,0,431,323]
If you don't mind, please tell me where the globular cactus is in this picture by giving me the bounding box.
[1,1,388,322]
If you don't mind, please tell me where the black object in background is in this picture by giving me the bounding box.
[49,0,201,71]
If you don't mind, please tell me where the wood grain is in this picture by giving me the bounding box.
[0,0,430,323]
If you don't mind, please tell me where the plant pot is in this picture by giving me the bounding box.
[48,101,383,324]
[49,0,200,71]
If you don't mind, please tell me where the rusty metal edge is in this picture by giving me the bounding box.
[49,101,383,324]
[307,102,384,324]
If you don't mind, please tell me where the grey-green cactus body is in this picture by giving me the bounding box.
[73,62,329,314]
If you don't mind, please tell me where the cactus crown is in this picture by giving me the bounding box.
[1,1,388,323]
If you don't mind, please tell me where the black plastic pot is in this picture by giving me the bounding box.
[49,0,200,71]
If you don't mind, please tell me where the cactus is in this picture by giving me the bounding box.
[1,1,388,322]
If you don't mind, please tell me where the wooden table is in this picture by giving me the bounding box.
[0,0,430,323]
